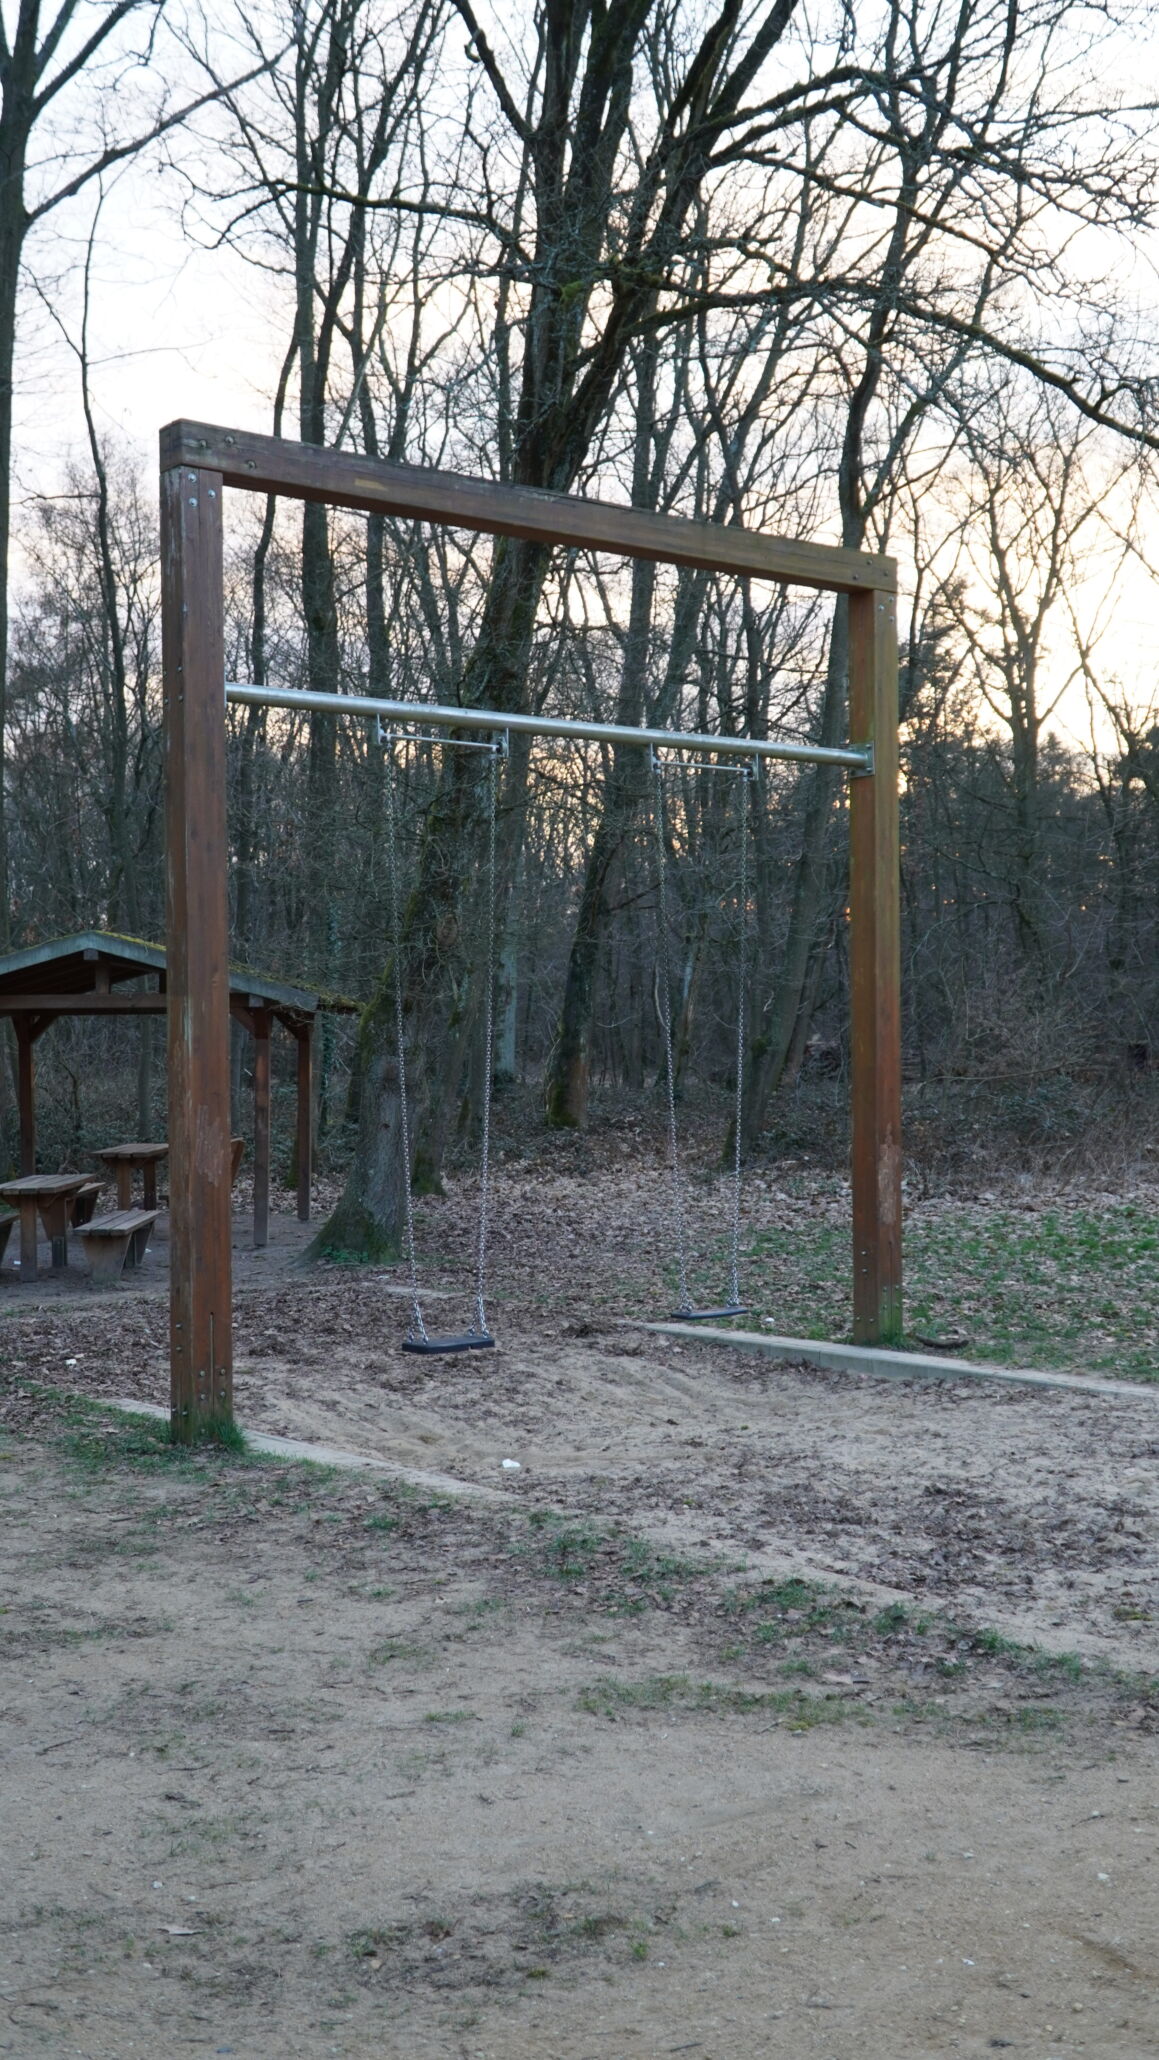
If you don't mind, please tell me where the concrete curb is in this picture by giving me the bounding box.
[107,1398,510,1500]
[637,1324,1159,1401]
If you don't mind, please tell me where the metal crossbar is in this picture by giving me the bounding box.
[225,683,872,773]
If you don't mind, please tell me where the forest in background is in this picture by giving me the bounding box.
[5,0,1159,1204]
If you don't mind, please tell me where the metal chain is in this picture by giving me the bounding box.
[384,744,428,1343]
[728,765,751,1308]
[473,743,501,1337]
[652,754,692,1314]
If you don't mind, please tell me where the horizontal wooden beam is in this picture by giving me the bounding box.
[161,420,896,597]
[0,994,164,1014]
[0,994,316,1021]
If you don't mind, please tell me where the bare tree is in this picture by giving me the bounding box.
[0,0,272,947]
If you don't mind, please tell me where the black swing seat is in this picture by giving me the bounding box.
[669,1304,748,1323]
[402,1331,495,1355]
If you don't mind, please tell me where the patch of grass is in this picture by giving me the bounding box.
[571,1912,624,1942]
[422,1708,477,1724]
[576,1672,858,1726]
[725,1194,1159,1379]
[524,1515,604,1583]
[519,1512,714,1613]
[368,1639,428,1668]
[872,1601,913,1635]
[967,1624,1023,1660]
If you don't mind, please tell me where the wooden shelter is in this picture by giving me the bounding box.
[0,932,352,1245]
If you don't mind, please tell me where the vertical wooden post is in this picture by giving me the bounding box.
[162,460,232,1440]
[848,588,902,1344]
[295,1024,312,1223]
[252,1008,271,1249]
[15,1023,34,1174]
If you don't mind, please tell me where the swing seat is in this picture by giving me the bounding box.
[669,1304,748,1323]
[402,1331,495,1355]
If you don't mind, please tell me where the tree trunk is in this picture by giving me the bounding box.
[0,110,28,948]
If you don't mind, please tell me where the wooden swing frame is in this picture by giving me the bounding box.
[160,419,901,1440]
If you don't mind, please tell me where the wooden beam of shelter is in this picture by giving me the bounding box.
[0,993,167,1013]
[295,1025,312,1226]
[252,1008,271,1251]
[15,1024,35,1175]
[162,420,896,597]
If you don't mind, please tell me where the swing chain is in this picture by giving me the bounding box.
[384,744,428,1343]
[387,734,505,1348]
[473,737,504,1337]
[728,760,754,1307]
[652,752,692,1314]
[652,746,754,1318]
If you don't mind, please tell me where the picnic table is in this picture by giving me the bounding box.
[95,1141,169,1211]
[0,1172,95,1282]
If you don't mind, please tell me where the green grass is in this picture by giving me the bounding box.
[576,1672,858,1726]
[699,1195,1159,1379]
[61,1406,255,1476]
[519,1512,714,1611]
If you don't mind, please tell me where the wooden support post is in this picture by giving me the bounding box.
[848,589,902,1344]
[15,1025,34,1174]
[295,1024,312,1223]
[252,1009,271,1249]
[162,461,232,1440]
[17,1198,37,1281]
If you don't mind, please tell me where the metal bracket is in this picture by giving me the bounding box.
[850,740,875,778]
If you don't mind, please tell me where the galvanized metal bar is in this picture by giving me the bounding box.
[225,682,871,772]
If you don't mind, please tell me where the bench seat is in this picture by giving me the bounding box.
[79,1208,160,1284]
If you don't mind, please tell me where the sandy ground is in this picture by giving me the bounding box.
[3,1165,1159,2056]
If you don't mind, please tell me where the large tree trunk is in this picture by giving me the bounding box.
[0,106,29,952]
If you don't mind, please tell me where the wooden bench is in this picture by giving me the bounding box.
[79,1208,159,1284]
[69,1180,105,1227]
[0,1210,15,1267]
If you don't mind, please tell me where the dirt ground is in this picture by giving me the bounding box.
[3,1156,1159,2056]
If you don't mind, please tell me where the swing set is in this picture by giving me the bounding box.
[161,420,900,1440]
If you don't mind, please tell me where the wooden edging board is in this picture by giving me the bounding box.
[638,1323,1159,1402]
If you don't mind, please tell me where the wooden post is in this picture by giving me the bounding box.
[252,1008,271,1249]
[848,588,902,1344]
[17,1197,37,1282]
[295,1024,312,1223]
[162,460,233,1440]
[15,1024,34,1174]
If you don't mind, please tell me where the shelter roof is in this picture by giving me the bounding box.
[0,931,357,1020]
